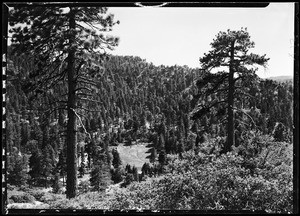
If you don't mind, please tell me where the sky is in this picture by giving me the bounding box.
[107,3,295,79]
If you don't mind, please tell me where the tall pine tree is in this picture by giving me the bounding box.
[192,28,269,153]
[9,6,119,198]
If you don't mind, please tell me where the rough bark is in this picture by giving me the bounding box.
[66,8,78,199]
[225,40,236,153]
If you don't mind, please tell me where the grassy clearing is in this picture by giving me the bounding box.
[116,142,151,171]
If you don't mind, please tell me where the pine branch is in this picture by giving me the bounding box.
[76,92,95,98]
[77,76,99,86]
[46,100,68,107]
[79,97,103,104]
[75,87,93,93]
[76,106,102,113]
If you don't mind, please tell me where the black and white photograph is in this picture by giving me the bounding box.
[2,2,297,213]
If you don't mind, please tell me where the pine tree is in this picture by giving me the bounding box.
[78,162,85,178]
[192,28,269,153]
[20,122,30,153]
[41,144,56,188]
[90,146,111,192]
[132,166,139,181]
[7,147,30,186]
[158,149,166,166]
[149,147,157,164]
[112,148,122,169]
[9,6,119,198]
[121,173,134,187]
[125,164,132,174]
[52,173,62,194]
[111,167,124,184]
[28,148,43,186]
[273,122,287,142]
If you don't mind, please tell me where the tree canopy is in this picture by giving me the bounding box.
[9,6,119,198]
[192,28,269,153]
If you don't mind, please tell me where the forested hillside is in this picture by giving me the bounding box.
[5,6,294,213]
[7,51,293,211]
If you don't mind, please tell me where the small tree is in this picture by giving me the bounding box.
[132,166,139,181]
[121,173,134,188]
[158,149,166,166]
[125,164,132,174]
[52,173,62,194]
[78,161,85,178]
[149,147,157,164]
[111,167,124,184]
[112,148,122,169]
[28,148,43,186]
[273,122,288,142]
[90,146,111,192]
[41,144,56,188]
[7,147,30,186]
[56,149,67,186]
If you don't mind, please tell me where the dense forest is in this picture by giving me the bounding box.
[5,6,294,213]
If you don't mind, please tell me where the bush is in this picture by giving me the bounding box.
[108,144,292,213]
[48,192,107,209]
[10,193,35,203]
[7,150,30,187]
[121,173,134,188]
[28,190,46,201]
[78,180,90,194]
[37,192,65,206]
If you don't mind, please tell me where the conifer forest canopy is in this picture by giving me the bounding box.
[4,4,295,213]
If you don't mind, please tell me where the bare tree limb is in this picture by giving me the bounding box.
[70,108,91,140]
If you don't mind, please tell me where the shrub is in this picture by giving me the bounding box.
[39,193,65,206]
[28,190,46,201]
[48,192,107,209]
[10,193,35,203]
[108,146,292,213]
[121,173,134,187]
[7,149,30,187]
[78,180,90,194]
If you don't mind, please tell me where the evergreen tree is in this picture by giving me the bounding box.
[111,167,124,184]
[9,6,119,198]
[20,122,30,153]
[125,164,132,174]
[90,146,111,192]
[112,148,122,169]
[193,28,269,153]
[7,147,30,186]
[141,162,150,177]
[52,173,62,194]
[41,144,56,188]
[273,122,288,142]
[132,166,139,181]
[158,149,166,166]
[149,147,157,164]
[28,148,43,186]
[121,173,134,187]
[78,162,85,178]
[56,148,67,186]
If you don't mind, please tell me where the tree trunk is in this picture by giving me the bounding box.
[225,40,235,153]
[66,8,78,199]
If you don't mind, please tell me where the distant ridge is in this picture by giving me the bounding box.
[264,75,293,82]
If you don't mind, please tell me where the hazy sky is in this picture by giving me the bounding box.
[108,3,294,78]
